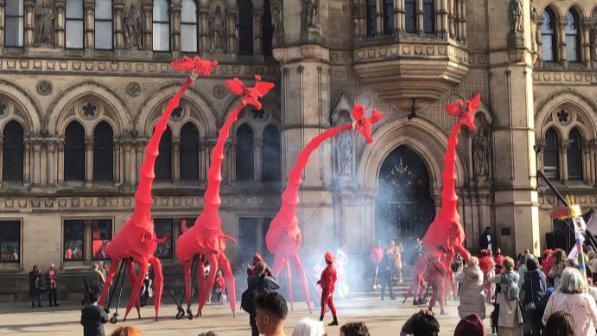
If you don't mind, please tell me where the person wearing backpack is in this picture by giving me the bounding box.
[490,256,523,336]
[521,256,547,336]
[241,261,280,336]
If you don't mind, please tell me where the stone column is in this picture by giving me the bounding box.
[32,140,41,185]
[592,141,597,184]
[171,0,181,55]
[113,139,121,185]
[488,0,539,256]
[135,139,145,184]
[254,137,262,183]
[558,22,567,63]
[583,18,591,63]
[23,0,34,47]
[55,0,66,48]
[0,0,6,51]
[583,143,592,184]
[172,139,180,184]
[56,139,64,184]
[46,140,56,186]
[273,43,333,251]
[459,0,466,42]
[416,0,423,35]
[375,0,382,36]
[395,0,404,34]
[0,139,3,186]
[123,139,134,186]
[142,0,153,51]
[253,2,264,55]
[352,0,363,38]
[84,0,95,51]
[226,5,237,54]
[560,141,568,183]
[199,140,207,183]
[437,0,448,39]
[113,0,125,49]
[197,2,208,52]
[85,137,93,187]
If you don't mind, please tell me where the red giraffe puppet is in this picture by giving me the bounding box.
[265,103,384,312]
[410,94,481,303]
[98,56,218,321]
[176,75,275,317]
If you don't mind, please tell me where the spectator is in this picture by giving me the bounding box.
[380,240,397,300]
[87,263,105,297]
[45,263,59,307]
[395,243,404,283]
[456,256,485,319]
[520,255,547,336]
[80,291,107,336]
[400,309,440,336]
[292,318,325,336]
[29,265,43,308]
[588,251,597,283]
[479,227,494,251]
[542,267,597,336]
[340,322,370,336]
[255,292,288,336]
[490,256,523,336]
[213,269,225,304]
[197,332,217,336]
[454,314,485,336]
[542,249,554,282]
[242,261,280,336]
[549,250,567,288]
[494,249,504,267]
[370,241,384,290]
[110,326,141,336]
[543,312,575,336]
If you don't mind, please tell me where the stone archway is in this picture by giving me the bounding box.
[375,145,435,242]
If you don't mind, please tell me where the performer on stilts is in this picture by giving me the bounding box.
[318,252,338,326]
[426,252,448,315]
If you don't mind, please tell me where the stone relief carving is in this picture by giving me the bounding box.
[36,80,53,96]
[124,5,144,49]
[212,85,227,99]
[472,115,491,179]
[303,0,319,30]
[271,0,284,47]
[208,6,226,52]
[36,1,55,46]
[126,82,141,97]
[510,0,524,33]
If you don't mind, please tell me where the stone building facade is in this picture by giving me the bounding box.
[0,0,596,300]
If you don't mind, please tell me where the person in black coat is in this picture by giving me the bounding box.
[479,227,495,251]
[243,261,280,336]
[80,291,108,336]
[28,265,42,308]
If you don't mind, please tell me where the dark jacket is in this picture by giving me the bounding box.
[521,269,547,310]
[80,303,107,336]
[380,254,395,277]
[29,271,42,297]
[479,231,495,250]
[242,273,280,315]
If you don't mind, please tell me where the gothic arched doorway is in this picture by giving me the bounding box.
[375,146,435,242]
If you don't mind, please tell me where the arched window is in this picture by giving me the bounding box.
[262,124,280,182]
[93,122,113,182]
[235,124,254,181]
[262,0,273,58]
[155,127,172,181]
[5,0,23,47]
[544,128,559,179]
[95,0,113,50]
[423,0,435,34]
[567,128,583,180]
[66,0,84,49]
[405,0,417,33]
[382,0,394,35]
[180,0,197,52]
[153,0,170,51]
[237,0,253,55]
[64,121,85,181]
[2,121,24,182]
[541,9,556,61]
[366,0,376,37]
[180,123,199,182]
[565,10,580,62]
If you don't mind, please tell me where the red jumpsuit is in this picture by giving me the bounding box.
[319,264,337,319]
[479,255,494,297]
[426,257,448,312]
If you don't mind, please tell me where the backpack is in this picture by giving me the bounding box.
[501,272,520,301]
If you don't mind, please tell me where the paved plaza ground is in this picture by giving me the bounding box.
[0,296,492,336]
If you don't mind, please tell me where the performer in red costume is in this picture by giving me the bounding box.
[98,56,216,322]
[175,75,275,318]
[318,252,338,326]
[409,94,481,306]
[426,253,448,315]
[265,103,383,312]
[247,253,265,276]
[478,249,495,299]
[370,242,384,290]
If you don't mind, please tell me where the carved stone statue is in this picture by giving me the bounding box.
[35,2,55,46]
[124,5,143,49]
[335,112,353,177]
[510,0,524,33]
[303,0,319,29]
[208,6,226,52]
[271,0,284,47]
[473,116,491,178]
[530,3,538,52]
